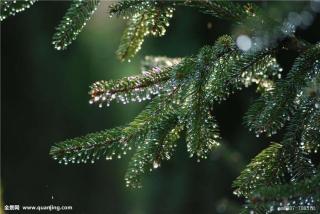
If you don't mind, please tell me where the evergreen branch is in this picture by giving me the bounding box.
[125,120,183,188]
[301,109,320,153]
[89,61,180,107]
[253,173,320,202]
[5,0,320,209]
[232,143,286,198]
[51,35,282,165]
[0,0,36,21]
[284,146,316,183]
[235,97,318,202]
[121,87,183,144]
[180,36,280,160]
[109,0,168,18]
[300,83,320,153]
[51,35,284,188]
[181,0,256,22]
[178,37,280,160]
[245,44,320,136]
[90,36,237,108]
[207,49,281,103]
[109,0,143,17]
[185,103,220,160]
[52,0,101,50]
[184,47,223,159]
[50,85,182,165]
[50,127,124,164]
[282,85,319,149]
[283,75,320,155]
[116,4,174,61]
[237,79,319,212]
[243,173,320,213]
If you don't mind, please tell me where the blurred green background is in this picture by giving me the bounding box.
[2,1,320,214]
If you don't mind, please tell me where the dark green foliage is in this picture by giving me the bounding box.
[115,3,174,61]
[109,0,145,17]
[232,143,286,198]
[181,0,255,22]
[0,0,36,21]
[50,127,124,164]
[246,44,320,137]
[239,173,320,213]
[124,117,182,188]
[301,76,320,151]
[52,0,101,50]
[109,0,166,18]
[4,0,320,212]
[234,44,320,213]
[253,173,320,202]
[184,47,221,159]
[50,35,282,188]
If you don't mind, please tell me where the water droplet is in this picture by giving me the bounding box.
[153,161,160,169]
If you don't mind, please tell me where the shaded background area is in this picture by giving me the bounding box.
[2,1,320,214]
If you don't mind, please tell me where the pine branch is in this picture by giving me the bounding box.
[116,4,174,61]
[181,0,256,22]
[185,102,220,160]
[301,107,320,154]
[236,68,319,212]
[51,35,283,187]
[109,0,142,17]
[184,47,222,159]
[207,49,281,103]
[245,44,320,137]
[301,73,320,153]
[50,92,180,165]
[50,127,124,164]
[5,0,320,209]
[235,92,318,209]
[89,58,181,107]
[253,172,320,201]
[52,0,101,50]
[243,173,320,213]
[232,143,286,198]
[109,0,156,18]
[0,0,36,21]
[125,120,182,188]
[301,109,320,153]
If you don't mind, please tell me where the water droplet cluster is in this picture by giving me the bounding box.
[116,4,174,61]
[51,35,319,194]
[186,105,220,160]
[124,123,182,188]
[89,66,177,107]
[298,77,320,154]
[50,127,133,165]
[205,48,282,105]
[246,50,320,138]
[233,143,284,198]
[1,0,36,21]
[52,0,100,50]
